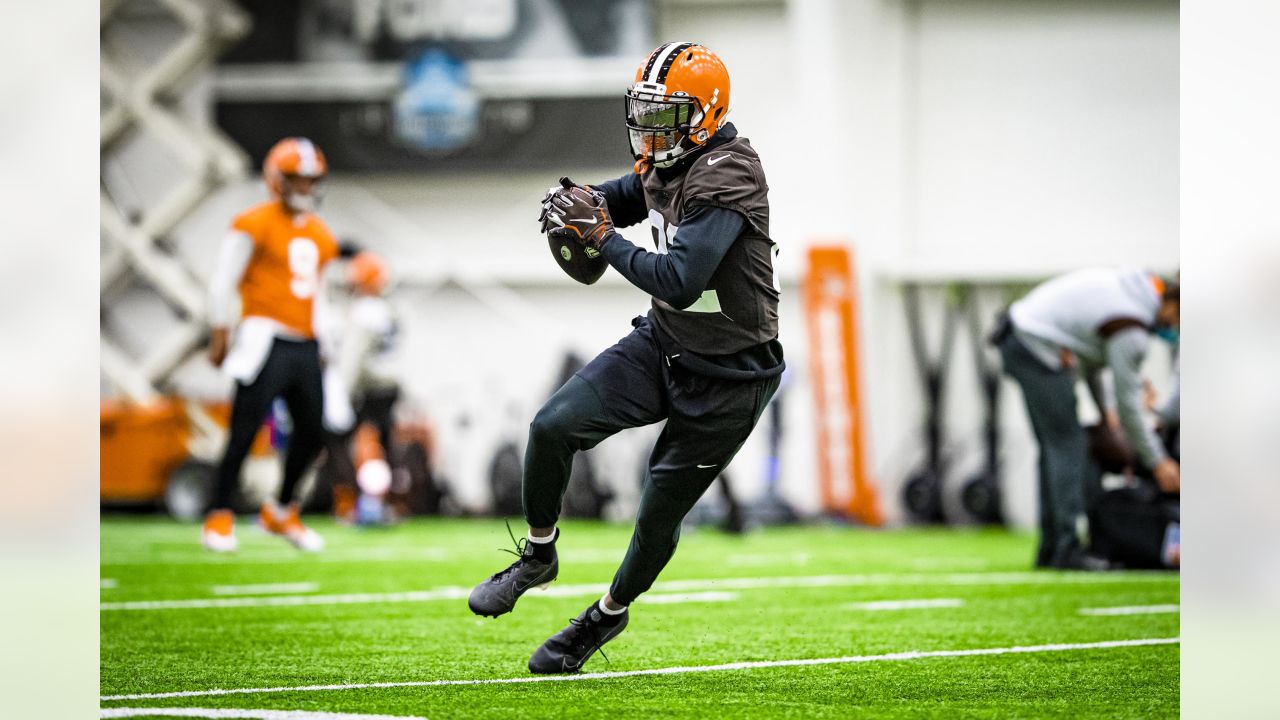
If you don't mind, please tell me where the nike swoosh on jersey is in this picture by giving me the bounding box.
[696,463,718,469]
[707,154,733,166]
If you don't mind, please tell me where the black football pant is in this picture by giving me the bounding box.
[212,338,325,511]
[522,317,779,606]
[997,331,1087,568]
[358,386,401,455]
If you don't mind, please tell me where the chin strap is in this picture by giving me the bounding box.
[633,156,651,174]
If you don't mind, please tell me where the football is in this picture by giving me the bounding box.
[546,186,609,285]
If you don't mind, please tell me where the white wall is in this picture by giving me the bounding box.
[108,0,1180,528]
[907,0,1179,277]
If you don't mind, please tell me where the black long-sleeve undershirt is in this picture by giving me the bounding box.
[592,173,648,229]
[599,204,744,310]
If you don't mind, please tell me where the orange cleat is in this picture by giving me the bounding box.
[202,509,237,552]
[260,502,325,552]
[332,485,358,525]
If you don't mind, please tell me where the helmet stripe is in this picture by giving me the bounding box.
[296,138,319,176]
[652,42,695,85]
[642,43,674,84]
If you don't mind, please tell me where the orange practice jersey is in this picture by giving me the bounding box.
[231,201,339,338]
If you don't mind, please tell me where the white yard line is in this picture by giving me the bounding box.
[102,548,454,566]
[100,637,1179,702]
[102,588,470,611]
[101,709,424,719]
[845,598,964,611]
[1078,604,1180,616]
[211,583,320,596]
[648,571,1175,592]
[100,571,1178,612]
[103,547,622,567]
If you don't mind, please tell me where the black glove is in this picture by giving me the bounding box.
[541,177,614,248]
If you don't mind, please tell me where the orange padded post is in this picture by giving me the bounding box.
[803,244,883,526]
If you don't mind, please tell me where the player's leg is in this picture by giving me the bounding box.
[262,339,326,551]
[278,342,325,506]
[358,386,399,458]
[205,341,288,551]
[1035,459,1054,567]
[1039,406,1089,567]
[470,322,667,618]
[999,335,1086,567]
[520,375,643,530]
[321,427,358,521]
[527,371,779,674]
[610,371,781,606]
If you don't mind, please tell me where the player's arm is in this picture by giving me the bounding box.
[1083,365,1120,430]
[1154,360,1180,427]
[600,205,743,309]
[336,311,373,392]
[589,173,648,228]
[206,230,254,367]
[1106,328,1179,490]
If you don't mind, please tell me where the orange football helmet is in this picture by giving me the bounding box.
[263,137,328,212]
[625,43,731,173]
[348,251,389,295]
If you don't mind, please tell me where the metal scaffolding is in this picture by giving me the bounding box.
[100,0,251,403]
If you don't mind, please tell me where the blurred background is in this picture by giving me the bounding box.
[98,0,1178,532]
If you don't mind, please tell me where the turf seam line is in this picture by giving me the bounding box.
[99,637,1179,701]
[1078,604,1180,616]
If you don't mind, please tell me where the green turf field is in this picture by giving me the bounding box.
[100,517,1179,718]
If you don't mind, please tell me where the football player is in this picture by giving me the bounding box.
[203,137,340,552]
[468,43,784,674]
[337,251,401,459]
[321,251,403,524]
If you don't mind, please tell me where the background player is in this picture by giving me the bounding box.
[321,251,403,524]
[203,137,339,552]
[468,43,784,674]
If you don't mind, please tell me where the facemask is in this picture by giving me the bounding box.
[286,191,318,214]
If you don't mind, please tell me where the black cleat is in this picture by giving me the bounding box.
[468,526,558,618]
[528,601,628,674]
[1058,551,1117,572]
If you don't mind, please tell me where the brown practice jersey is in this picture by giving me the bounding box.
[640,134,778,355]
[232,201,339,338]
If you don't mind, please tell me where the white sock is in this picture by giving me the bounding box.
[597,595,627,615]
[527,529,556,544]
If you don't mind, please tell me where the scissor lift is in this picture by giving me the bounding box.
[100,0,257,517]
[100,0,251,403]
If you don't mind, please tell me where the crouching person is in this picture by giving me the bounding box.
[993,268,1179,569]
